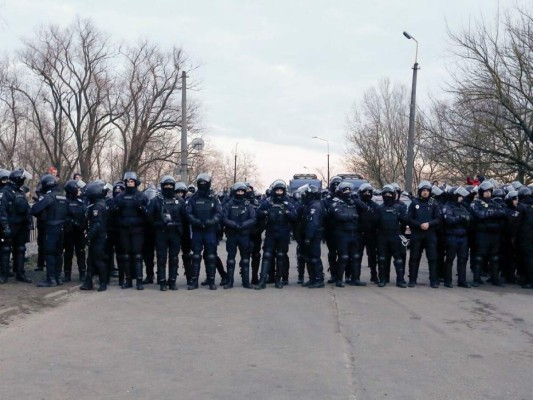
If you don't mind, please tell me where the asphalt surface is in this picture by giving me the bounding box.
[1,244,532,400]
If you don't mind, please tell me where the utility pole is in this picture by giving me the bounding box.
[403,31,419,194]
[180,71,188,184]
[233,142,239,184]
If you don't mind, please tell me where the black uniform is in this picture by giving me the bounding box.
[63,192,87,282]
[222,194,256,288]
[113,187,149,289]
[0,182,32,283]
[301,195,325,288]
[470,197,505,286]
[407,196,441,287]
[442,199,472,287]
[376,194,408,287]
[31,186,68,286]
[81,195,108,291]
[357,195,380,283]
[517,197,533,288]
[148,192,186,290]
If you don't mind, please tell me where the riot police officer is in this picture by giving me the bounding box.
[328,182,368,287]
[356,183,379,284]
[255,180,297,289]
[517,187,533,289]
[63,180,87,282]
[442,187,472,288]
[105,181,125,285]
[222,182,256,289]
[148,175,186,291]
[80,182,108,291]
[31,174,68,287]
[245,183,263,285]
[185,173,222,290]
[175,181,192,284]
[376,185,407,288]
[407,181,441,288]
[113,172,149,290]
[142,185,157,284]
[300,184,325,288]
[502,190,521,283]
[323,176,342,283]
[470,180,506,287]
[0,169,33,284]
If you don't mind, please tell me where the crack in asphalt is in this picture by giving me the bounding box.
[329,287,358,400]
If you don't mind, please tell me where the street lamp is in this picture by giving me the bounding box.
[180,71,189,184]
[312,136,330,183]
[403,31,419,195]
[233,142,239,184]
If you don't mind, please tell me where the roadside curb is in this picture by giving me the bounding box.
[1,284,78,321]
[0,306,20,318]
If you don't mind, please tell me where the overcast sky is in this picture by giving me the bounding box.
[1,0,509,189]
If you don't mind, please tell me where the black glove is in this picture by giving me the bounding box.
[204,218,215,226]
[304,238,311,246]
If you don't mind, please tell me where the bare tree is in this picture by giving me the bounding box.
[442,4,533,182]
[112,41,199,177]
[19,18,118,179]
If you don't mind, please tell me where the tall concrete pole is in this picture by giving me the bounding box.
[405,62,419,194]
[403,31,419,195]
[180,71,188,184]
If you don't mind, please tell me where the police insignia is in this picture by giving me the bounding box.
[93,210,99,216]
[415,204,419,209]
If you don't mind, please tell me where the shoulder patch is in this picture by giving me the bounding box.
[93,209,99,216]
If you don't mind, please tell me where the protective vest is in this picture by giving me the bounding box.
[43,194,68,225]
[378,204,402,234]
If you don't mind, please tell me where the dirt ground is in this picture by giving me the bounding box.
[0,254,81,325]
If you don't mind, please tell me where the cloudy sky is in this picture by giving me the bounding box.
[1,0,507,189]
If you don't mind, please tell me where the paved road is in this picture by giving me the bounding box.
[1,245,532,400]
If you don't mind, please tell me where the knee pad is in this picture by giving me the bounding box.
[134,254,142,261]
[205,254,216,265]
[263,251,273,260]
[339,255,349,263]
[227,259,236,267]
[192,254,202,263]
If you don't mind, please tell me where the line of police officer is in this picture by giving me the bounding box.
[0,168,532,291]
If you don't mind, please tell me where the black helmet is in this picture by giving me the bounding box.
[40,174,57,192]
[0,169,10,182]
[175,182,187,193]
[123,171,140,186]
[9,168,26,187]
[85,182,105,201]
[417,180,432,195]
[64,180,80,196]
[271,179,287,192]
[307,184,321,200]
[493,188,505,199]
[336,181,354,198]
[160,175,176,190]
[517,186,532,200]
[381,184,395,195]
[196,173,212,192]
[231,182,247,198]
[478,180,494,196]
[329,176,342,193]
[505,190,518,204]
[112,181,125,197]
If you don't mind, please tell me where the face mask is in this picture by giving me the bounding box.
[361,192,372,201]
[162,187,175,198]
[383,195,395,206]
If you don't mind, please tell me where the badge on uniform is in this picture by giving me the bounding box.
[415,204,419,209]
[93,210,99,216]
[484,203,488,208]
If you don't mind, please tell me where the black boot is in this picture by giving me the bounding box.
[241,259,252,289]
[275,277,283,289]
[134,255,144,290]
[216,256,227,286]
[0,246,11,284]
[370,267,379,284]
[37,277,57,287]
[224,264,235,289]
[97,281,107,292]
[206,254,217,290]
[378,262,387,287]
[255,254,272,290]
[188,259,200,290]
[159,281,168,291]
[80,272,94,290]
[168,280,178,290]
[394,259,406,288]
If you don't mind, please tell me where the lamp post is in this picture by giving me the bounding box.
[233,142,239,184]
[403,31,419,195]
[312,136,330,183]
[180,71,189,184]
